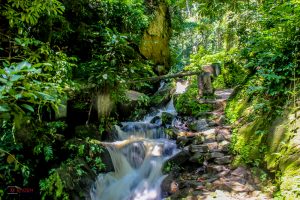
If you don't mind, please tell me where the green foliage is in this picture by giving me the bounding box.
[0,61,68,129]
[175,81,213,116]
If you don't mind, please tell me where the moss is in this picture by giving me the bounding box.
[174,82,213,117]
[150,81,175,106]
[226,75,300,199]
[231,118,268,167]
[139,1,171,70]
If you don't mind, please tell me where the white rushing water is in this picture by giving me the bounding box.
[90,80,189,200]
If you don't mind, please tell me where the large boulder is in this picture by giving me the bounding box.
[117,90,146,119]
[150,81,175,107]
[139,1,171,74]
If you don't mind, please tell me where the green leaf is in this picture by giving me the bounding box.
[10,75,22,82]
[36,92,55,101]
[0,78,7,84]
[21,104,34,112]
[0,104,10,112]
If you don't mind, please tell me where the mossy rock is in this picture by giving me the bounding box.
[150,81,175,106]
[174,84,213,117]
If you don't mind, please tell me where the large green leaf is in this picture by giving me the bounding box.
[21,104,34,112]
[36,92,55,101]
[0,104,10,112]
[0,78,7,84]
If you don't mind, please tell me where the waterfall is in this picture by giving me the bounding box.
[90,81,189,200]
[90,104,179,200]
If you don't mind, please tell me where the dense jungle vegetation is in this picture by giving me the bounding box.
[0,0,300,199]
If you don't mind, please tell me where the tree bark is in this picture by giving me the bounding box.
[128,70,202,83]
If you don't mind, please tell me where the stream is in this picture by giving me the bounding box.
[89,81,188,200]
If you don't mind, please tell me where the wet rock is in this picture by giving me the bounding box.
[189,152,205,163]
[161,175,179,194]
[164,128,177,139]
[214,156,232,164]
[188,119,208,132]
[150,82,175,106]
[165,148,191,166]
[190,144,209,153]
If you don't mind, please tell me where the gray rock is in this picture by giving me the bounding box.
[214,156,232,164]
[177,136,193,147]
[219,140,230,152]
[206,142,219,152]
[207,152,225,159]
[206,165,230,174]
[189,152,205,163]
[165,149,191,166]
[190,144,209,153]
[202,128,217,142]
[188,119,208,132]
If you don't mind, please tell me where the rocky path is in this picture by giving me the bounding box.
[164,89,272,200]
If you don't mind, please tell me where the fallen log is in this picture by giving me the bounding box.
[128,71,202,83]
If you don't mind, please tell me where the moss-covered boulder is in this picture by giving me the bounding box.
[174,83,213,117]
[139,0,171,73]
[150,81,175,107]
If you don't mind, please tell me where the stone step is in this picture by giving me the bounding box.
[214,156,232,165]
[190,141,230,153]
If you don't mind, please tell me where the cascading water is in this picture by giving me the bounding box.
[90,80,189,200]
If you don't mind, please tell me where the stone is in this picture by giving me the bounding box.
[216,128,231,141]
[177,136,193,147]
[217,170,230,178]
[206,165,229,174]
[165,148,190,166]
[188,119,208,132]
[219,140,230,152]
[206,142,219,152]
[231,167,249,178]
[207,152,225,159]
[193,135,205,144]
[150,82,175,106]
[139,2,171,71]
[190,144,209,153]
[189,152,205,163]
[214,156,232,164]
[202,129,217,142]
[182,180,204,188]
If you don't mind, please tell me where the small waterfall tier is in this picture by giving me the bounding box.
[90,102,180,200]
